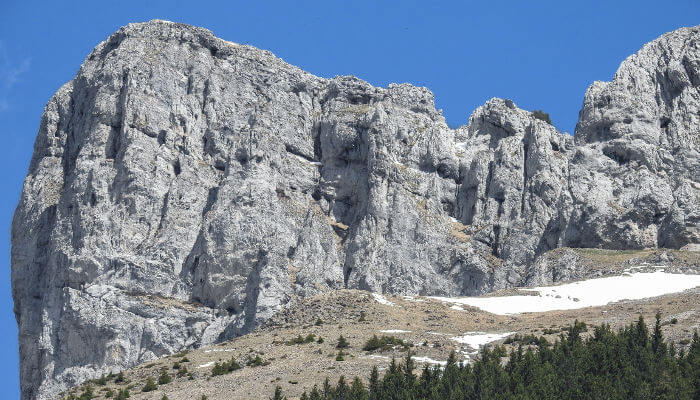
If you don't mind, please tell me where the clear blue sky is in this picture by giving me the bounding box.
[1,0,698,397]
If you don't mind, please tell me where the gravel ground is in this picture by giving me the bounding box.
[60,280,700,400]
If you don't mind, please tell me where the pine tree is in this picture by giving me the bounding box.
[652,312,667,356]
[336,376,348,400]
[323,377,333,399]
[349,377,367,400]
[309,385,322,400]
[368,366,380,400]
[271,385,286,400]
[337,335,350,349]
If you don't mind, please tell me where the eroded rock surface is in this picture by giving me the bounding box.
[11,21,699,399]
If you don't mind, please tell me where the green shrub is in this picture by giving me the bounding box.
[315,318,324,326]
[114,372,125,384]
[532,110,552,124]
[78,386,94,400]
[286,333,316,345]
[246,355,270,367]
[362,335,412,351]
[142,378,157,392]
[245,355,270,367]
[177,365,189,377]
[158,369,172,385]
[95,374,108,386]
[335,350,346,361]
[317,336,324,344]
[212,356,242,376]
[115,389,130,400]
[561,320,587,333]
[503,333,549,346]
[359,311,367,322]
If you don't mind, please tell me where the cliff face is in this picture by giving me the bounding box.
[11,21,699,399]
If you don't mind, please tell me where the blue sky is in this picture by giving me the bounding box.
[0,0,698,397]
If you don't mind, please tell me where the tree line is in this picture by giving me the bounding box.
[273,315,699,400]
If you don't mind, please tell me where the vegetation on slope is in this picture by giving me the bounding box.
[275,314,699,400]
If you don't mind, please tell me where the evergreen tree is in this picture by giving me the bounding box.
[271,315,698,400]
[323,377,333,399]
[309,385,322,400]
[337,335,350,349]
[336,376,348,400]
[271,385,286,400]
[349,377,368,400]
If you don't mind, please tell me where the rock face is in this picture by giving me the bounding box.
[11,21,699,399]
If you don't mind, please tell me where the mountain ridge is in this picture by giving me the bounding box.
[12,20,699,399]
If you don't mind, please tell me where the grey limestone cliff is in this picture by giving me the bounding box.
[11,20,699,399]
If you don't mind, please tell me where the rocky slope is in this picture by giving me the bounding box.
[12,20,699,399]
[59,276,700,400]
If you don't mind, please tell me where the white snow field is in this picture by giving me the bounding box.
[372,293,396,306]
[431,271,700,315]
[450,332,514,350]
[197,361,215,369]
[411,356,448,366]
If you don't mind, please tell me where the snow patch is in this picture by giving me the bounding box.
[380,329,411,334]
[451,332,513,349]
[204,348,235,353]
[366,354,391,361]
[431,271,700,315]
[412,356,447,366]
[197,361,215,369]
[372,293,396,306]
[293,154,322,166]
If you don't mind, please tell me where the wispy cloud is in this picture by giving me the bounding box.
[0,40,31,113]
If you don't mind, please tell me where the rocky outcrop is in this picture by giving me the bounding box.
[12,21,699,399]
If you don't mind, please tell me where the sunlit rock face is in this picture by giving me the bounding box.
[12,20,699,399]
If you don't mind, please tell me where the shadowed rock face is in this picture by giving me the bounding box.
[11,20,699,399]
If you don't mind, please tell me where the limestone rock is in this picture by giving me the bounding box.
[11,21,699,399]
